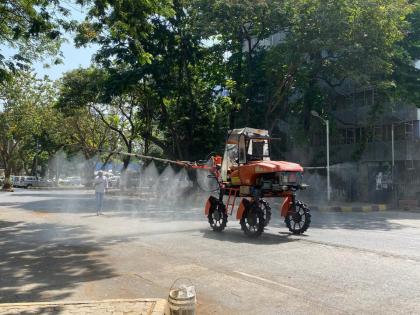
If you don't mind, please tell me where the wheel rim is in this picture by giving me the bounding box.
[247,212,257,226]
[213,210,221,222]
[210,205,225,228]
[289,206,307,230]
[243,208,263,234]
[259,201,271,226]
[212,213,224,227]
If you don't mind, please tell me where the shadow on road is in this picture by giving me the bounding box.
[200,228,298,245]
[0,193,205,221]
[0,220,117,303]
[2,192,420,230]
[268,210,417,231]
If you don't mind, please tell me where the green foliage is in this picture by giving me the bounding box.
[70,0,232,160]
[75,0,174,67]
[4,0,420,170]
[0,1,72,82]
[0,72,57,183]
[197,0,413,137]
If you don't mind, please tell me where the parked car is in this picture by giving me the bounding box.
[33,178,54,188]
[67,176,82,186]
[14,176,53,188]
[14,176,25,187]
[108,175,120,188]
[59,176,82,186]
[20,176,37,188]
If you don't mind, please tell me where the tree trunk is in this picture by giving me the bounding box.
[122,143,132,171]
[101,153,113,170]
[2,165,12,190]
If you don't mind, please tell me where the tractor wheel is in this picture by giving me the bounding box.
[208,203,228,232]
[285,201,311,235]
[260,200,271,227]
[240,203,265,238]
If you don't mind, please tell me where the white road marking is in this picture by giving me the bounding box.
[233,271,304,293]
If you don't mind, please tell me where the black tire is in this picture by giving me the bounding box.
[208,202,228,232]
[260,200,271,227]
[285,201,311,235]
[240,203,265,238]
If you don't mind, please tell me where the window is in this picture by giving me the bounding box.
[405,121,413,140]
[355,128,362,143]
[394,124,405,140]
[373,126,383,142]
[346,128,355,144]
[239,135,246,163]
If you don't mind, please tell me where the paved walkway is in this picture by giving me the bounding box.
[0,299,168,315]
[312,203,390,212]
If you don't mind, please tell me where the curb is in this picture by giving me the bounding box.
[27,186,88,191]
[312,204,389,212]
[0,298,169,315]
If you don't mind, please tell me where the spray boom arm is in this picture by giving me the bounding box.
[96,149,217,171]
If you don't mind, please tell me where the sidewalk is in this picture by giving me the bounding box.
[311,202,390,213]
[310,200,420,213]
[0,298,168,315]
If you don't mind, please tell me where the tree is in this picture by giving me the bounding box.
[0,72,54,189]
[197,0,413,134]
[58,68,151,170]
[74,0,232,160]
[0,1,73,82]
[195,0,286,127]
[392,2,420,104]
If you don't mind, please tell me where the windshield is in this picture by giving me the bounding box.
[221,143,238,181]
[247,139,270,161]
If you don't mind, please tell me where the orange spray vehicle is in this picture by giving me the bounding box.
[204,127,311,237]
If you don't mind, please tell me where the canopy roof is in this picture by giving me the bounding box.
[226,127,269,144]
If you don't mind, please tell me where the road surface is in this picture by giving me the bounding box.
[1,189,420,314]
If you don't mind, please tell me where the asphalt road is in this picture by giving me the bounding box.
[1,189,420,314]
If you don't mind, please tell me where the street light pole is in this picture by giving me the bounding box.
[391,123,395,168]
[311,110,331,202]
[326,119,331,202]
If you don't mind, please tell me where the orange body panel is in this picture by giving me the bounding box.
[236,199,248,220]
[204,198,212,215]
[238,161,303,185]
[213,155,222,165]
[281,196,293,217]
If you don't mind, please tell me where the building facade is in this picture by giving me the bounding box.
[287,87,420,203]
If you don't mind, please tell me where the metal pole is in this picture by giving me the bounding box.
[326,120,331,202]
[391,123,396,207]
[391,124,395,167]
[34,140,38,178]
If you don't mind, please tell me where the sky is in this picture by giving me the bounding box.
[1,2,97,81]
[35,3,97,80]
[2,2,420,81]
[33,41,98,80]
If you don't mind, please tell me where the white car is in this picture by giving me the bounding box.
[13,176,23,187]
[108,176,120,188]
[20,176,38,188]
[33,178,54,187]
[66,177,82,186]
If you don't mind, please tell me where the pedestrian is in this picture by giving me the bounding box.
[94,171,108,215]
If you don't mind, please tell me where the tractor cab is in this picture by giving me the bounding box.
[221,128,271,182]
[220,127,303,187]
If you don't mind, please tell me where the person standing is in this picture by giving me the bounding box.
[94,171,108,215]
